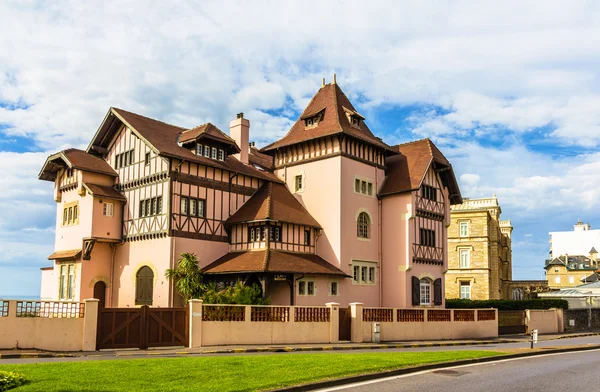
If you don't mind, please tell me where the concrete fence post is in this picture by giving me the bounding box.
[8,300,16,318]
[349,302,364,343]
[326,302,340,343]
[189,299,203,348]
[82,299,99,351]
[525,309,531,334]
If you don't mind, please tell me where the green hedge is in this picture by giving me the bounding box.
[445,299,568,310]
[0,371,27,391]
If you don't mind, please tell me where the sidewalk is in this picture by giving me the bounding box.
[1,330,599,359]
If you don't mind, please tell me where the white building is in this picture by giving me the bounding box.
[549,220,600,259]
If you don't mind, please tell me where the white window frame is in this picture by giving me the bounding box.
[555,276,560,284]
[459,249,470,268]
[59,264,75,301]
[460,282,471,299]
[351,260,377,285]
[459,221,469,237]
[211,147,217,159]
[353,176,374,197]
[103,202,114,217]
[218,149,225,161]
[569,276,574,284]
[329,281,339,296]
[420,279,431,305]
[204,145,211,157]
[297,279,315,296]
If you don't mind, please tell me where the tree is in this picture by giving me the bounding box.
[201,280,270,305]
[165,253,204,304]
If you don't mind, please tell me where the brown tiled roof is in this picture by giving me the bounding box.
[179,123,240,152]
[379,138,462,204]
[39,148,118,181]
[249,146,274,171]
[48,249,81,260]
[83,182,126,201]
[228,182,321,227]
[261,83,394,152]
[202,250,348,276]
[88,108,281,183]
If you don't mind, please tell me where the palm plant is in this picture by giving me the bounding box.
[165,252,204,304]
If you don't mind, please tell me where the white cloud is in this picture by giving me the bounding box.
[3,0,600,289]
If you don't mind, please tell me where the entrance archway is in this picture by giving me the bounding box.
[93,281,106,308]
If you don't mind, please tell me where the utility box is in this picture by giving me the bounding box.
[372,322,381,343]
[532,329,538,344]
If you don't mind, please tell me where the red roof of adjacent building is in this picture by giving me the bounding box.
[261,83,394,152]
[228,182,321,228]
[202,250,348,276]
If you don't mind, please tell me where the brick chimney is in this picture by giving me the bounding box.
[230,113,249,164]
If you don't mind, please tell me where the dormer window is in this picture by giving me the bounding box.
[350,115,361,126]
[204,145,210,157]
[218,149,225,161]
[211,147,217,160]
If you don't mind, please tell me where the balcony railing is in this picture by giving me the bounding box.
[413,244,444,264]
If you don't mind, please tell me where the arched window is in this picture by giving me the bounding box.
[419,278,431,305]
[357,212,370,238]
[135,266,154,306]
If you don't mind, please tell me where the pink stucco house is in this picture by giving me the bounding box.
[39,79,461,309]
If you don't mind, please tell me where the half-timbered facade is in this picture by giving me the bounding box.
[39,77,461,309]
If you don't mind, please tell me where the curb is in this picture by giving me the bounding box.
[0,353,75,359]
[271,345,600,392]
[0,332,597,360]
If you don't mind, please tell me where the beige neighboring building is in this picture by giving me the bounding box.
[544,251,598,290]
[446,195,513,300]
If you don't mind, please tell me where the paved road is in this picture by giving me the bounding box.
[319,349,600,392]
[0,335,599,364]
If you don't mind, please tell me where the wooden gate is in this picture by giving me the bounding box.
[498,310,526,335]
[97,306,188,350]
[339,307,351,341]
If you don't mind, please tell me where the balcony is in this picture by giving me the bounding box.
[412,244,443,265]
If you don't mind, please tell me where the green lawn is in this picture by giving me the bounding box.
[0,351,502,391]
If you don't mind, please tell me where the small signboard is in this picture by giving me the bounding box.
[273,274,287,281]
[569,319,575,326]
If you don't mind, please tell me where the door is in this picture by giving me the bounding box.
[339,306,351,341]
[93,281,106,309]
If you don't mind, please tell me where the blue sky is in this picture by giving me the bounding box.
[2,1,600,296]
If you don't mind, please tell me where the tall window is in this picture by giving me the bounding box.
[304,229,311,245]
[204,145,210,157]
[460,282,471,299]
[62,202,79,226]
[180,197,205,217]
[218,149,225,161]
[329,282,338,296]
[420,278,431,305]
[354,178,374,196]
[145,152,150,166]
[294,175,303,192]
[555,276,560,284]
[298,280,315,296]
[59,264,75,301]
[211,147,217,159]
[140,196,162,217]
[421,185,437,201]
[459,249,470,268]
[419,228,436,247]
[357,212,370,239]
[135,266,154,306]
[459,221,469,237]
[103,202,114,217]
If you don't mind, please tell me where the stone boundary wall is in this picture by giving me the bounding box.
[525,309,564,334]
[564,309,600,331]
[355,304,498,342]
[0,299,98,351]
[189,300,339,347]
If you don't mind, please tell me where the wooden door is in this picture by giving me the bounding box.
[93,281,106,309]
[339,306,351,341]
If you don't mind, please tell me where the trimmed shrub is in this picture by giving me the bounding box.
[445,299,568,310]
[0,371,28,391]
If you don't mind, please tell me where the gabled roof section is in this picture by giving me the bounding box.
[228,182,321,228]
[202,250,348,276]
[582,272,600,283]
[545,257,566,269]
[82,183,126,201]
[379,139,462,204]
[249,146,274,171]
[179,123,240,153]
[87,107,281,183]
[261,83,394,153]
[39,149,117,181]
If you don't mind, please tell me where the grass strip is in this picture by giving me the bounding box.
[0,350,501,391]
